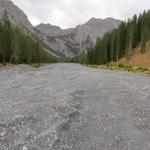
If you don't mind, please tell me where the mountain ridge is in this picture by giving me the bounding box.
[34,17,121,57]
[0,0,121,58]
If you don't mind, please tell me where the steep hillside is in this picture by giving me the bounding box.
[0,17,59,63]
[118,43,150,68]
[0,0,121,58]
[85,10,150,67]
[0,0,62,59]
[35,18,121,58]
[35,23,62,36]
[0,0,34,33]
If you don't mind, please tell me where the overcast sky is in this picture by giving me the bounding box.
[11,0,150,29]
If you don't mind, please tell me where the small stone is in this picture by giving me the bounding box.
[23,146,28,150]
[139,118,142,122]
[1,132,5,137]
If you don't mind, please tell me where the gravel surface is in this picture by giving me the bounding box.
[0,63,150,150]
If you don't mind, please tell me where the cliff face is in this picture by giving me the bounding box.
[34,18,121,57]
[0,0,121,58]
[0,0,34,33]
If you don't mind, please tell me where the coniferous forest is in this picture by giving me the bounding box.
[0,14,58,64]
[81,10,150,65]
[1,10,150,66]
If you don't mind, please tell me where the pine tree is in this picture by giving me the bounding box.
[126,20,133,57]
[84,10,150,65]
[0,17,58,64]
[132,15,138,48]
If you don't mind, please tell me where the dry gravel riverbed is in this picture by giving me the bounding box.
[0,63,150,150]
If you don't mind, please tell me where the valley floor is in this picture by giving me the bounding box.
[0,64,150,150]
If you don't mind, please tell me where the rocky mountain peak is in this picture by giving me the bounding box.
[87,17,102,24]
[36,23,62,30]
[35,23,62,36]
[0,0,122,58]
[0,0,35,33]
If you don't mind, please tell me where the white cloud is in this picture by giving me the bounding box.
[11,0,150,29]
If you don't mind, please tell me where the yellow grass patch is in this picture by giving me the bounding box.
[118,46,150,68]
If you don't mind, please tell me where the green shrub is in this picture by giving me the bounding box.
[31,63,40,68]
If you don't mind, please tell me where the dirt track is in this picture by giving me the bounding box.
[0,63,150,150]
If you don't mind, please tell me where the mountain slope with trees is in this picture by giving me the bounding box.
[0,13,58,64]
[83,10,150,67]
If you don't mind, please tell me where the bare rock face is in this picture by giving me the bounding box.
[35,23,62,36]
[0,0,35,33]
[34,18,121,57]
[0,0,121,58]
[77,17,121,41]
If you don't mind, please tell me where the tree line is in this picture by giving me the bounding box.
[0,13,57,64]
[80,10,150,64]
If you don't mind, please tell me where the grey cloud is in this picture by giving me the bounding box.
[12,0,150,29]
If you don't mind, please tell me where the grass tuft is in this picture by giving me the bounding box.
[87,63,150,75]
[31,63,41,68]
